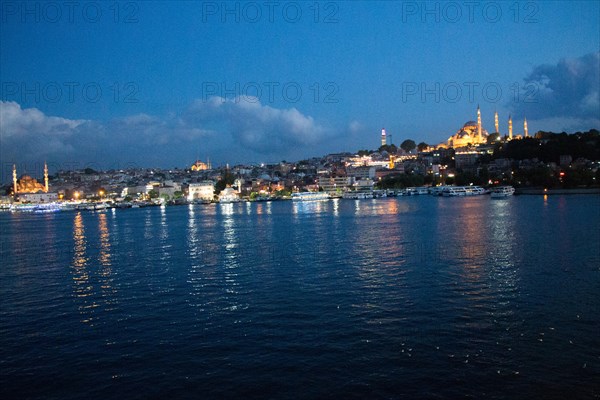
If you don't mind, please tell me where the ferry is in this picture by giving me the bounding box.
[405,187,429,196]
[10,203,61,213]
[442,187,468,197]
[429,186,448,196]
[292,192,330,201]
[490,186,515,198]
[342,191,373,200]
[465,186,486,196]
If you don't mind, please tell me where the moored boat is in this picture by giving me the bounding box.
[490,186,515,198]
[292,192,330,201]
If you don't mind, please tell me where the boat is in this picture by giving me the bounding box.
[490,186,515,198]
[342,191,373,200]
[292,192,330,201]
[465,186,486,196]
[429,186,448,196]
[10,203,61,213]
[442,186,468,197]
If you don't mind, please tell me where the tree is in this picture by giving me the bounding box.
[400,139,416,153]
[173,191,183,199]
[487,133,500,144]
[148,189,159,199]
[378,144,398,154]
[215,170,235,194]
[417,142,429,152]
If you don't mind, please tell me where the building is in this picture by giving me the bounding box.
[18,192,59,203]
[381,128,387,147]
[455,151,481,169]
[439,107,529,148]
[348,166,376,180]
[190,159,211,171]
[219,187,240,202]
[318,176,352,195]
[12,163,59,202]
[12,163,49,194]
[188,181,215,201]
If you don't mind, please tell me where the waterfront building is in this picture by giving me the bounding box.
[219,187,240,203]
[12,163,49,194]
[318,176,352,196]
[188,181,215,201]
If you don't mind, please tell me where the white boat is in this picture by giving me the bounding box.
[442,186,468,197]
[465,186,486,196]
[292,192,330,201]
[10,203,61,213]
[429,186,447,196]
[342,191,373,199]
[490,186,515,198]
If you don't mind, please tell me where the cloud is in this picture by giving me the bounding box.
[510,52,600,130]
[1,97,340,171]
[186,96,332,153]
[0,101,86,139]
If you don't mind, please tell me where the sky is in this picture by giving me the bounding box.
[1,0,599,177]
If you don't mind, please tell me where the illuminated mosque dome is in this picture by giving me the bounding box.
[445,107,489,148]
[191,160,211,171]
[16,175,46,193]
[448,122,488,147]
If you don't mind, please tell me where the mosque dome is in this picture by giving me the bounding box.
[463,121,477,128]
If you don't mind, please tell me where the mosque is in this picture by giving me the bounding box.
[12,163,48,194]
[190,159,211,171]
[439,106,529,149]
[11,163,58,202]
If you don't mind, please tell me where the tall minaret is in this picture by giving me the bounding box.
[494,110,499,133]
[524,118,529,138]
[12,164,18,195]
[44,162,49,192]
[476,105,482,142]
[381,128,387,147]
[508,115,513,140]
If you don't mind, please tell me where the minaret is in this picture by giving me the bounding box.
[12,164,18,195]
[477,105,482,142]
[381,128,387,147]
[494,110,499,133]
[44,162,49,193]
[508,115,513,140]
[524,118,529,137]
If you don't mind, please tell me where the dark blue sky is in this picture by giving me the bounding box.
[1,1,599,172]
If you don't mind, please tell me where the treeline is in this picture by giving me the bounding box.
[492,129,600,163]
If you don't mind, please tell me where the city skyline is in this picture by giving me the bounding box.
[1,1,599,169]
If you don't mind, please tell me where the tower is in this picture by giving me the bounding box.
[508,115,513,140]
[524,118,529,137]
[381,128,387,147]
[44,162,49,193]
[477,105,482,142]
[12,164,17,195]
[494,110,499,133]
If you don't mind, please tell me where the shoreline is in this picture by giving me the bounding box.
[515,187,600,195]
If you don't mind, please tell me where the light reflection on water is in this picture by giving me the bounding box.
[2,196,598,400]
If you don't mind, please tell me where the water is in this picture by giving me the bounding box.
[1,196,599,399]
